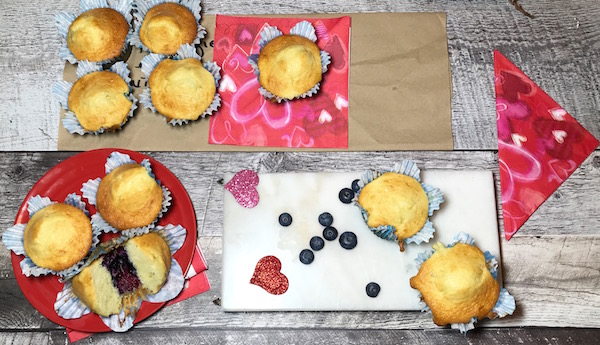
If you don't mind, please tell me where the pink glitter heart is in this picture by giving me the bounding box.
[224,170,260,208]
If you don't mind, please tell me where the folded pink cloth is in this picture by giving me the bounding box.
[494,51,598,240]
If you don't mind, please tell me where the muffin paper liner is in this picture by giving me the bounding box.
[55,0,134,64]
[2,194,102,280]
[131,0,206,54]
[53,61,138,135]
[54,282,92,319]
[102,300,139,332]
[247,20,331,103]
[139,44,222,125]
[55,224,187,332]
[352,160,444,246]
[81,151,172,233]
[413,232,516,333]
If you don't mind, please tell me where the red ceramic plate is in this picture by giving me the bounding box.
[10,149,197,333]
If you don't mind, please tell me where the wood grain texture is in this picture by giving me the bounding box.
[1,0,599,341]
[1,0,599,150]
[0,328,599,345]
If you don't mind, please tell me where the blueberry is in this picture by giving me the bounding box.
[318,212,333,226]
[279,213,292,226]
[310,236,325,251]
[339,231,357,249]
[339,188,354,204]
[351,179,361,192]
[323,226,338,241]
[366,282,381,298]
[299,249,314,264]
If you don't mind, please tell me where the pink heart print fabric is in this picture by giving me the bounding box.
[494,50,598,240]
[209,15,351,148]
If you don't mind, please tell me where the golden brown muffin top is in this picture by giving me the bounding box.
[357,172,428,242]
[140,3,197,55]
[68,71,133,132]
[409,243,501,326]
[257,34,322,99]
[96,164,163,230]
[149,58,216,121]
[23,203,92,271]
[67,8,129,62]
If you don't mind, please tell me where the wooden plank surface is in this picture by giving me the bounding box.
[1,0,600,343]
[1,328,599,345]
[1,0,599,150]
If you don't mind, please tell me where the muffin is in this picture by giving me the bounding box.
[67,8,129,62]
[23,203,92,271]
[96,163,163,231]
[357,172,429,251]
[71,232,171,316]
[410,242,501,326]
[257,34,322,99]
[148,58,217,121]
[139,3,197,55]
[68,71,133,132]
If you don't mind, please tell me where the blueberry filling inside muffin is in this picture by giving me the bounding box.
[102,246,141,294]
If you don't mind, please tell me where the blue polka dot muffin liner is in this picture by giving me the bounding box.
[55,0,134,64]
[413,232,516,333]
[2,194,102,280]
[55,223,187,332]
[139,43,222,125]
[52,61,138,135]
[81,151,172,233]
[352,160,444,247]
[248,20,332,103]
[130,0,206,54]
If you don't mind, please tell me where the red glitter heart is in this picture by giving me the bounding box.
[224,170,259,208]
[250,256,288,295]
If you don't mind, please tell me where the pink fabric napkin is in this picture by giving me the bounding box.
[66,244,210,342]
[209,15,351,148]
[494,50,599,240]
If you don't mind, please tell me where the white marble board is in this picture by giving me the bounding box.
[222,170,501,311]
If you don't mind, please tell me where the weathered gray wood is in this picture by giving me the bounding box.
[2,0,600,341]
[1,0,599,150]
[0,328,597,345]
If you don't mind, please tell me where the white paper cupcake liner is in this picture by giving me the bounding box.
[2,194,102,280]
[81,151,172,233]
[353,160,444,246]
[104,151,152,176]
[248,20,331,103]
[53,61,138,135]
[102,300,139,332]
[54,282,92,319]
[122,224,187,253]
[131,0,206,54]
[414,232,516,333]
[55,224,187,331]
[55,0,134,64]
[492,288,516,318]
[139,44,221,125]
